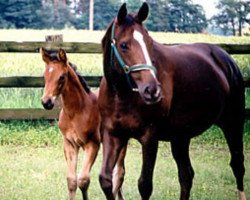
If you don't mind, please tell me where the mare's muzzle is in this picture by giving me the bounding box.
[140,83,162,105]
[41,97,54,110]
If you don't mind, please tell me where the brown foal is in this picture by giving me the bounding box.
[40,48,100,200]
[40,48,126,200]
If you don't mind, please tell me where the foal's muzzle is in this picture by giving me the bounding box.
[41,97,54,110]
[141,84,162,105]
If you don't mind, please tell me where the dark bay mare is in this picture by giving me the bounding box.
[98,3,246,200]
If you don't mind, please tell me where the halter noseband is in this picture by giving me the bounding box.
[110,22,157,92]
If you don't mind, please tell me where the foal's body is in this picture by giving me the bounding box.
[41,49,100,200]
[99,3,246,200]
[58,67,100,200]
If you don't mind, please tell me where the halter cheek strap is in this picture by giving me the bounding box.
[110,22,157,92]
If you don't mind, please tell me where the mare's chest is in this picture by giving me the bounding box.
[103,96,163,137]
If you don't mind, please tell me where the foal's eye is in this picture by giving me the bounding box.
[120,42,128,51]
[59,75,65,83]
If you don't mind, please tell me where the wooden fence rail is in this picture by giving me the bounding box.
[0,42,250,120]
[1,41,250,54]
[0,76,102,88]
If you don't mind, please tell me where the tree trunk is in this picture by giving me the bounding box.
[89,0,94,30]
[231,19,236,36]
[239,17,242,36]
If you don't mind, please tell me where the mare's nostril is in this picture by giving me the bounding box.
[143,86,152,99]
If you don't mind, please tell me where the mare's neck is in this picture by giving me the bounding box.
[61,68,89,113]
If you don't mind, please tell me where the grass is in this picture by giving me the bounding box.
[1,29,250,43]
[0,123,249,200]
[0,121,249,199]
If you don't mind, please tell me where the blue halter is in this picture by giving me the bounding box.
[110,22,157,92]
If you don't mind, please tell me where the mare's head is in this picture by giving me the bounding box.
[102,3,162,105]
[40,48,70,110]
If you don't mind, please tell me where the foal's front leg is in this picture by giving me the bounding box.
[78,138,100,200]
[63,137,79,200]
[138,134,158,200]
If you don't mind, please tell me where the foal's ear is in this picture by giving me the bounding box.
[136,2,149,23]
[117,3,127,24]
[40,47,50,64]
[57,48,67,63]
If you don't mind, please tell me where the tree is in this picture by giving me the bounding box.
[1,0,43,28]
[93,0,118,30]
[0,0,208,31]
[166,0,207,33]
[211,0,250,36]
[146,0,169,31]
[0,0,77,29]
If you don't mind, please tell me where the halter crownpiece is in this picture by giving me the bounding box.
[110,22,157,92]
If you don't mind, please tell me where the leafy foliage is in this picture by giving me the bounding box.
[166,0,207,33]
[210,0,250,36]
[0,0,207,33]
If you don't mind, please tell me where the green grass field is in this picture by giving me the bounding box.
[0,29,250,199]
[0,121,249,200]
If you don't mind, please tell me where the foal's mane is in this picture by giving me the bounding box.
[68,62,90,94]
[47,51,90,94]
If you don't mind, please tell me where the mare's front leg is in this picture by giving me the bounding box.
[112,145,127,200]
[78,137,100,200]
[99,129,128,200]
[170,138,194,200]
[138,133,159,200]
[63,137,79,200]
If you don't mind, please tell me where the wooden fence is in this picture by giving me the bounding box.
[0,41,250,120]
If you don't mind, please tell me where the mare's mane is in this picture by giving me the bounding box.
[101,15,137,90]
[101,15,135,50]
[46,51,90,94]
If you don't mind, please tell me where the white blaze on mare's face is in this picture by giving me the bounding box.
[133,30,152,65]
[133,30,155,77]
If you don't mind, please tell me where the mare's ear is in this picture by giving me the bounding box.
[57,48,67,63]
[136,2,149,23]
[117,3,127,24]
[40,47,50,64]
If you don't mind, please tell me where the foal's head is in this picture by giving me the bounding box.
[102,3,162,104]
[40,48,70,110]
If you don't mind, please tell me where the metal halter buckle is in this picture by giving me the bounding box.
[124,65,130,74]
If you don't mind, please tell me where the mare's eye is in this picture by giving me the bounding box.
[120,42,128,51]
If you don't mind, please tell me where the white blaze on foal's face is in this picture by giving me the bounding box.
[133,30,155,77]
[48,67,54,73]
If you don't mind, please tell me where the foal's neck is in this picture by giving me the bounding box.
[61,67,89,113]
